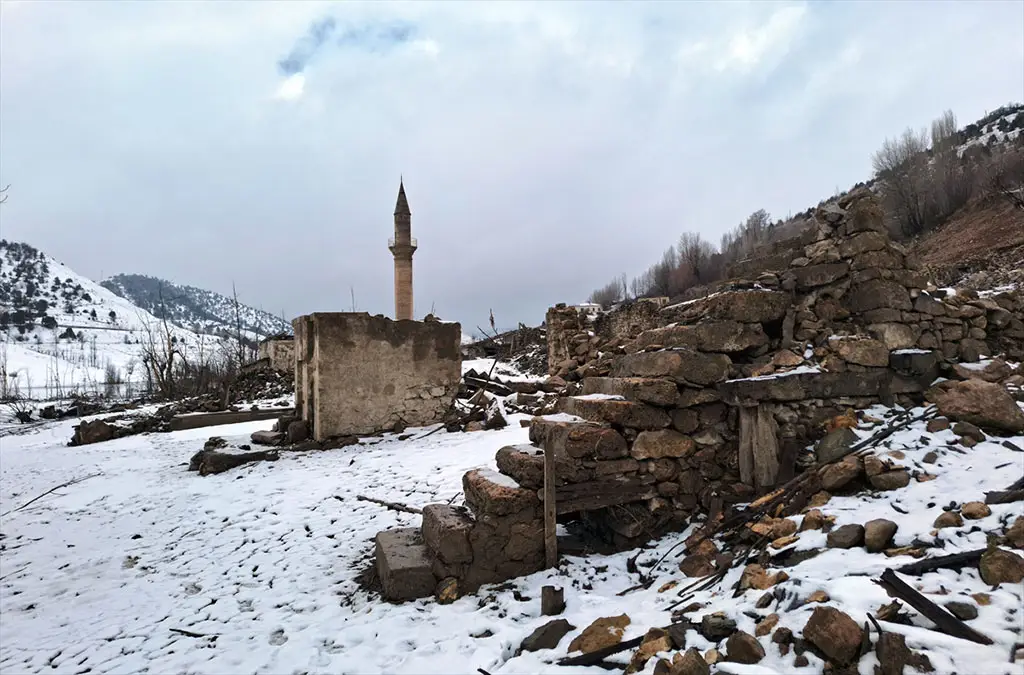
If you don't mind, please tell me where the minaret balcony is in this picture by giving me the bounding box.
[389,237,418,255]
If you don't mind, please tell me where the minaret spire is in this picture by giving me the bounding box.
[389,177,416,321]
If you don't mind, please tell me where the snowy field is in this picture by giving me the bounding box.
[1,405,1022,674]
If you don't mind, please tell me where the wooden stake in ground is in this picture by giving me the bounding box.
[543,441,558,568]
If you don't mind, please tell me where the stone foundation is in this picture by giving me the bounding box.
[293,312,461,440]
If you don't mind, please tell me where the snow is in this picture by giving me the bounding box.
[475,467,524,489]
[893,349,932,355]
[573,393,625,401]
[726,365,823,383]
[462,358,544,382]
[1,404,1022,674]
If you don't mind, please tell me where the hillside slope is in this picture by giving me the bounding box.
[101,274,290,341]
[0,241,229,399]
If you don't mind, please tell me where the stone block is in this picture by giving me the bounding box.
[828,336,890,367]
[463,468,540,517]
[847,280,912,313]
[422,504,474,564]
[698,290,791,323]
[792,263,850,289]
[631,429,697,460]
[375,528,436,602]
[611,349,731,386]
[529,418,629,459]
[561,396,671,430]
[582,377,678,406]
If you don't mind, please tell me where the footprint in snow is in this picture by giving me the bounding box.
[269,629,288,646]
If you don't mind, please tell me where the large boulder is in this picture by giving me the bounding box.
[927,379,1024,433]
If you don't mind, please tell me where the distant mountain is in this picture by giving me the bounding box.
[0,240,229,398]
[101,274,291,341]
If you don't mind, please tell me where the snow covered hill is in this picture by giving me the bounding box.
[0,241,231,399]
[101,274,290,342]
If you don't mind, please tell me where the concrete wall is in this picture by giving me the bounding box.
[292,312,462,440]
[258,339,295,373]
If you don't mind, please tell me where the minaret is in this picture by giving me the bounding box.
[388,178,417,321]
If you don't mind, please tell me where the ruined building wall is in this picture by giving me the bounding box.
[546,298,670,378]
[258,339,294,373]
[292,313,461,440]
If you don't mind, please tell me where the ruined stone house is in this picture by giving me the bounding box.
[373,188,1024,602]
[257,334,294,373]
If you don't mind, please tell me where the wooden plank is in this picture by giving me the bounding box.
[168,408,287,432]
[551,475,656,500]
[543,440,558,569]
[556,488,658,515]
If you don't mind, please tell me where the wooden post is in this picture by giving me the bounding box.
[543,442,558,568]
[541,586,565,615]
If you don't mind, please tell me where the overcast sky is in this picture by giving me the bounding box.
[2,1,1022,334]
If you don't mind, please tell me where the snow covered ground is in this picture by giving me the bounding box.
[1,404,1022,674]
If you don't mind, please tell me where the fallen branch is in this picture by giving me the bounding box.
[170,627,216,639]
[0,473,101,518]
[895,548,985,576]
[874,569,993,645]
[353,495,422,514]
[985,490,1024,505]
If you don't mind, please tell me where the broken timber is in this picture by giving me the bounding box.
[874,568,993,645]
[543,441,558,568]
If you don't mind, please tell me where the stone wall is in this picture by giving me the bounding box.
[292,312,461,441]
[546,298,669,379]
[258,338,294,373]
[374,190,1024,602]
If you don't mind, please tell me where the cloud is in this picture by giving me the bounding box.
[276,16,417,77]
[274,73,306,101]
[1,1,1022,332]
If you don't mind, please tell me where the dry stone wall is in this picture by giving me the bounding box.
[373,189,1024,602]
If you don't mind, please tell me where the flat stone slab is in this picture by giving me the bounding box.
[560,396,672,431]
[581,377,679,407]
[375,528,436,602]
[611,349,731,387]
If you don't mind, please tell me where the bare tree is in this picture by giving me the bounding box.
[988,146,1024,209]
[0,184,9,204]
[588,278,624,309]
[677,232,716,286]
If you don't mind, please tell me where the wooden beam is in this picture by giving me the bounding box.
[543,440,558,569]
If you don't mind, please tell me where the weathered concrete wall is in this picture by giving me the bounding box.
[258,339,294,373]
[293,313,461,440]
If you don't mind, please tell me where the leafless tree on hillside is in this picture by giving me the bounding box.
[988,146,1024,209]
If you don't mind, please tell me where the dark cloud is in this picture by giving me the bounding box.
[277,16,416,75]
